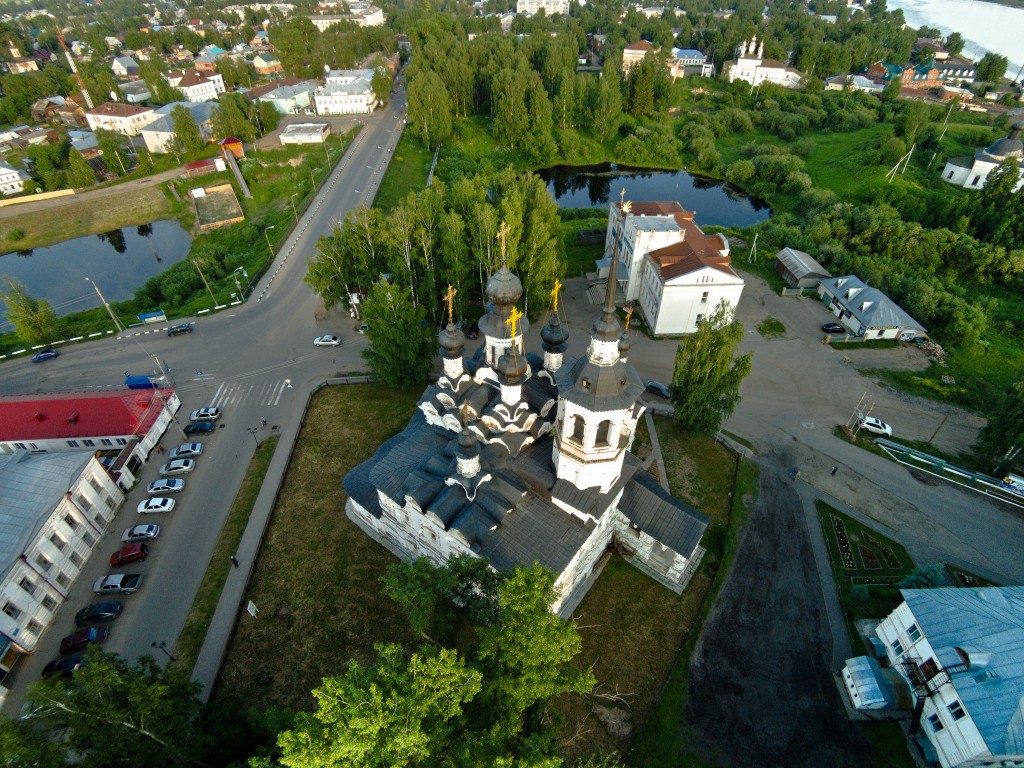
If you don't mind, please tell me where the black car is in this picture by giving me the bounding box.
[184,421,216,435]
[167,323,193,336]
[42,655,85,679]
[821,322,846,335]
[74,601,123,627]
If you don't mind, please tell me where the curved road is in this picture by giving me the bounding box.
[0,80,408,709]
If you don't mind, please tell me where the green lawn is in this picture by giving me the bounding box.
[756,316,786,338]
[373,131,435,211]
[560,217,606,277]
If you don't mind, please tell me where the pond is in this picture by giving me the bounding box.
[538,164,772,227]
[0,220,191,328]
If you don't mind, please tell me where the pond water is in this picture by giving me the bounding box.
[0,220,190,328]
[538,164,772,227]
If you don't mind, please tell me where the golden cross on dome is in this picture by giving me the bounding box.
[497,221,510,265]
[624,304,634,330]
[443,284,456,325]
[550,278,562,314]
[505,304,523,339]
[620,187,631,217]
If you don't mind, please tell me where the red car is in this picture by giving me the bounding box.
[59,626,109,655]
[109,543,148,567]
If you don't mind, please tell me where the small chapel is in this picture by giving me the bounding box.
[344,209,710,617]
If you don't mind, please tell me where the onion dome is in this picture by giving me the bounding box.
[485,264,523,310]
[496,347,528,385]
[458,425,477,457]
[541,314,569,352]
[439,322,465,358]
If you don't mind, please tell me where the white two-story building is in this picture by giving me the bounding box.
[165,70,226,102]
[85,102,159,136]
[313,68,376,115]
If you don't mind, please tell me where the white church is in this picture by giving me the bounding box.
[723,37,804,89]
[345,224,710,616]
[941,120,1024,192]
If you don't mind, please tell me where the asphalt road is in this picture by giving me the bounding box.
[0,81,407,709]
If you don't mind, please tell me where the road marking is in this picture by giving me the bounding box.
[269,380,286,406]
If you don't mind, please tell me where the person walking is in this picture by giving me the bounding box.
[230,555,240,568]
[831,466,839,477]
[789,467,801,481]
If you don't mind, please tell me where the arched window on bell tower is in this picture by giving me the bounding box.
[595,419,611,448]
[570,414,585,444]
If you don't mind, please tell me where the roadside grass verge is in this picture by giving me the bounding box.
[555,420,755,766]
[175,435,279,673]
[373,132,434,211]
[756,316,786,338]
[212,385,419,711]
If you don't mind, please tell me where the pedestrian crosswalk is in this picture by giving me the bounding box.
[209,379,289,408]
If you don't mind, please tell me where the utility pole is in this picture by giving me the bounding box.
[55,22,93,109]
[191,259,218,306]
[85,277,124,332]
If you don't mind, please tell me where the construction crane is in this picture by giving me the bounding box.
[55,22,93,110]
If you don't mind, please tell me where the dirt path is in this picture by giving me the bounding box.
[685,463,870,768]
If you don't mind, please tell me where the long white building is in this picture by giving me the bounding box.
[313,68,376,115]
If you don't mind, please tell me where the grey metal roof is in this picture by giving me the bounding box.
[775,247,831,280]
[618,471,709,557]
[555,354,646,413]
[0,451,95,571]
[820,276,927,333]
[902,587,1024,755]
[142,101,216,134]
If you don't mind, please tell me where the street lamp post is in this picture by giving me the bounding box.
[247,427,259,447]
[85,277,125,333]
[309,166,318,193]
[151,641,176,662]
[264,225,275,259]
[290,193,298,224]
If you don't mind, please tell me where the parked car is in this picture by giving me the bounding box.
[184,421,216,435]
[313,334,341,347]
[42,655,85,679]
[122,524,160,543]
[109,543,148,567]
[31,349,59,363]
[645,380,672,399]
[92,574,143,595]
[858,416,893,437]
[169,442,203,459]
[821,322,846,335]
[189,407,221,422]
[167,323,193,336]
[137,497,175,514]
[464,323,479,339]
[359,323,369,335]
[147,478,184,494]
[60,626,109,655]
[74,601,123,627]
[159,459,195,476]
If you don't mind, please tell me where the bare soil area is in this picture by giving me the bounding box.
[685,470,869,768]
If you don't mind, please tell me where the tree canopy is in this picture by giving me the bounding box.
[361,280,435,389]
[1,276,58,345]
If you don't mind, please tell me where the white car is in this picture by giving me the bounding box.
[314,335,341,347]
[122,524,161,543]
[147,478,184,494]
[160,459,195,475]
[169,442,203,459]
[858,416,893,437]
[137,497,176,514]
[189,407,221,422]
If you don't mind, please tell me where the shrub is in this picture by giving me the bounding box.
[8,228,24,241]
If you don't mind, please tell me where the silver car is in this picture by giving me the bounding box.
[169,442,203,459]
[147,478,184,494]
[160,459,195,476]
[137,497,176,514]
[122,524,161,543]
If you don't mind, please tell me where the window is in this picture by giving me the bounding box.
[891,638,905,657]
[15,442,27,449]
[27,620,42,635]
[82,531,95,547]
[116,438,127,446]
[64,513,80,531]
[927,713,944,733]
[570,415,585,444]
[100,439,112,446]
[947,171,954,179]
[701,291,709,303]
[907,623,921,642]
[49,533,67,552]
[18,577,36,595]
[69,551,83,567]
[104,495,115,509]
[35,554,52,572]
[66,440,80,448]
[42,595,57,612]
[972,175,980,186]
[2,601,22,620]
[695,314,705,325]
[595,420,611,447]
[76,494,93,511]
[88,477,102,492]
[56,572,70,587]
[83,439,95,447]
[948,701,966,721]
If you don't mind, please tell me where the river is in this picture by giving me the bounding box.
[887,0,1024,78]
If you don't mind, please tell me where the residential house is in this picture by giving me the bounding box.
[817,276,926,339]
[250,30,270,48]
[53,96,88,127]
[252,53,282,76]
[939,84,973,103]
[516,0,569,14]
[255,80,317,113]
[165,70,226,102]
[245,77,303,100]
[111,55,139,78]
[313,69,375,114]
[0,161,29,196]
[866,60,943,90]
[936,56,977,84]
[193,54,220,74]
[912,37,949,61]
[824,74,884,94]
[104,35,122,50]
[667,48,715,79]
[6,58,39,74]
[942,120,1024,192]
[85,102,159,136]
[0,450,126,704]
[68,130,100,158]
[29,96,67,123]
[118,79,153,104]
[622,40,658,72]
[724,37,804,89]
[774,247,831,289]
[844,587,1024,768]
[139,101,217,153]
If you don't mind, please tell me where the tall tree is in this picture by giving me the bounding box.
[976,51,1008,82]
[361,281,434,389]
[212,93,257,142]
[626,57,655,116]
[171,105,205,154]
[406,69,453,149]
[976,378,1024,475]
[66,148,96,188]
[1,276,58,345]
[670,300,753,435]
[371,56,393,106]
[592,60,624,143]
[943,32,965,56]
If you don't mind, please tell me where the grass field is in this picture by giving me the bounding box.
[176,435,279,673]
[373,131,435,211]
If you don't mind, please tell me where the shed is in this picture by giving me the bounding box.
[775,247,831,288]
[219,136,245,159]
[817,276,927,340]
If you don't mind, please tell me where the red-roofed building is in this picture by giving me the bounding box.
[602,200,743,335]
[622,40,658,72]
[0,388,181,487]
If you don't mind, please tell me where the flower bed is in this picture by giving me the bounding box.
[858,545,882,570]
[831,514,855,569]
[866,534,902,569]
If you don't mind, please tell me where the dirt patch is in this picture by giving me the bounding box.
[685,471,870,768]
[843,345,931,373]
